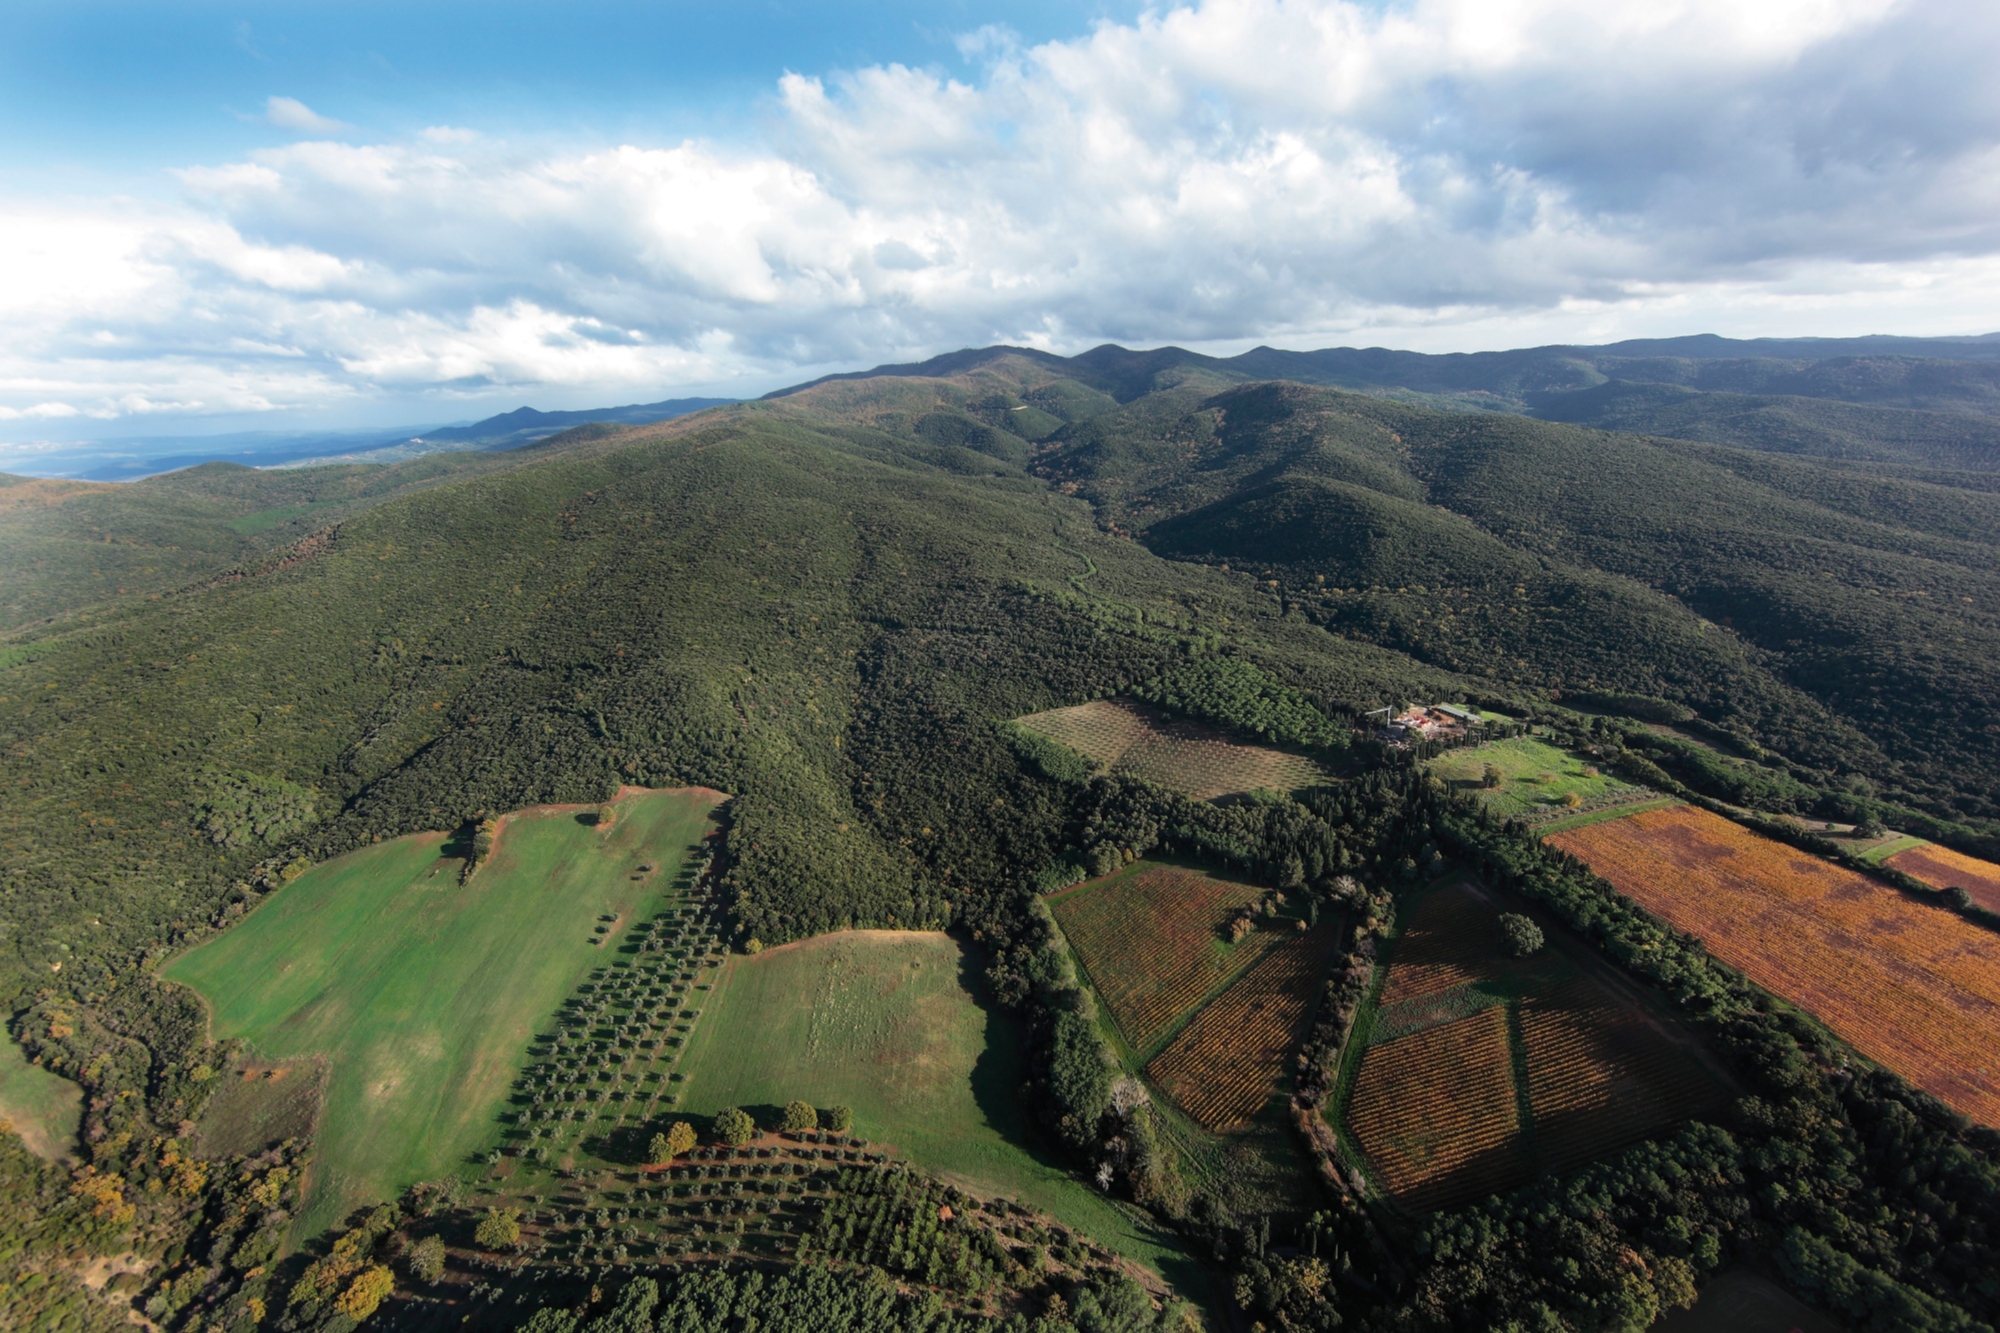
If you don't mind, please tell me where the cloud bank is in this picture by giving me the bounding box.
[3,0,1997,426]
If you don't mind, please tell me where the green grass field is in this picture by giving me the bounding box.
[165,786,720,1237]
[673,929,1195,1286]
[0,1032,82,1161]
[1429,737,1638,819]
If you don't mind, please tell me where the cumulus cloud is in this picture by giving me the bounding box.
[264,96,350,135]
[3,0,1998,426]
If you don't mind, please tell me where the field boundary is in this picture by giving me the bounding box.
[1858,834,1929,864]
[1535,795,1681,835]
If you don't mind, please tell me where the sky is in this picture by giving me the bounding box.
[3,0,1998,452]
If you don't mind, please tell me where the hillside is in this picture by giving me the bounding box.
[6,346,2000,1333]
[1033,378,2000,826]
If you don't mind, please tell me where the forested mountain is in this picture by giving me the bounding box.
[7,338,2000,1333]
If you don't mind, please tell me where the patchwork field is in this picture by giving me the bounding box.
[1049,861,1283,1053]
[1428,737,1646,823]
[1338,881,1729,1212]
[1015,697,1333,799]
[1146,924,1342,1131]
[1887,843,2000,914]
[165,785,722,1237]
[0,1032,81,1161]
[671,929,1190,1281]
[1549,804,2000,1126]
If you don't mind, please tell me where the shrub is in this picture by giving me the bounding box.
[1498,913,1544,958]
[407,1234,446,1284]
[474,1208,522,1251]
[714,1107,756,1146]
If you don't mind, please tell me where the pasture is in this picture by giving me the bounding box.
[1014,698,1333,799]
[1887,842,2000,913]
[0,1032,81,1160]
[1550,804,2000,1126]
[1428,736,1643,822]
[1049,861,1283,1054]
[1336,880,1729,1212]
[165,786,720,1237]
[671,929,1190,1281]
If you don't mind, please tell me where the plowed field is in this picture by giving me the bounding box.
[1887,844,2000,915]
[1049,862,1279,1052]
[1147,925,1340,1131]
[1550,805,2000,1126]
[1015,698,1332,799]
[1346,1008,1525,1212]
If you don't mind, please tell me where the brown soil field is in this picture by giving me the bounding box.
[1015,698,1333,800]
[1521,978,1731,1177]
[1147,924,1341,1131]
[1346,1008,1527,1212]
[1887,844,2000,914]
[1550,805,2000,1126]
[1378,882,1505,1005]
[1049,863,1282,1052]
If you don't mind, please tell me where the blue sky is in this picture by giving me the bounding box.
[2,1,1138,179]
[2,0,1997,459]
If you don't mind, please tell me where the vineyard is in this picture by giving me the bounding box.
[1049,862,1281,1052]
[1887,843,2000,913]
[1377,882,1506,1005]
[1014,698,1333,799]
[1338,878,1730,1212]
[1345,1008,1526,1212]
[1146,924,1340,1130]
[1520,979,1730,1178]
[1549,805,2000,1126]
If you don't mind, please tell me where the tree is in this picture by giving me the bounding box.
[1499,913,1545,958]
[667,1119,697,1157]
[335,1265,395,1321]
[1482,763,1503,789]
[781,1100,818,1133]
[475,1207,522,1251]
[823,1105,854,1134]
[713,1107,755,1147]
[407,1234,446,1284]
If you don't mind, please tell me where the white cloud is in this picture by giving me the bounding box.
[2,0,1997,427]
[264,96,351,135]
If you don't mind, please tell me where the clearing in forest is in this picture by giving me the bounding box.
[672,929,1189,1280]
[1427,736,1650,824]
[1048,861,1287,1054]
[1886,843,2000,914]
[0,1032,82,1161]
[1014,698,1333,799]
[1549,805,2000,1127]
[1146,923,1342,1132]
[1337,880,1728,1213]
[165,786,723,1238]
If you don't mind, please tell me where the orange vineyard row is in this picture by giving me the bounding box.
[1148,925,1340,1130]
[1346,1008,1525,1211]
[1521,979,1729,1177]
[1887,844,2000,915]
[1050,863,1273,1050]
[1549,805,2000,1127]
[1379,882,1505,1006]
